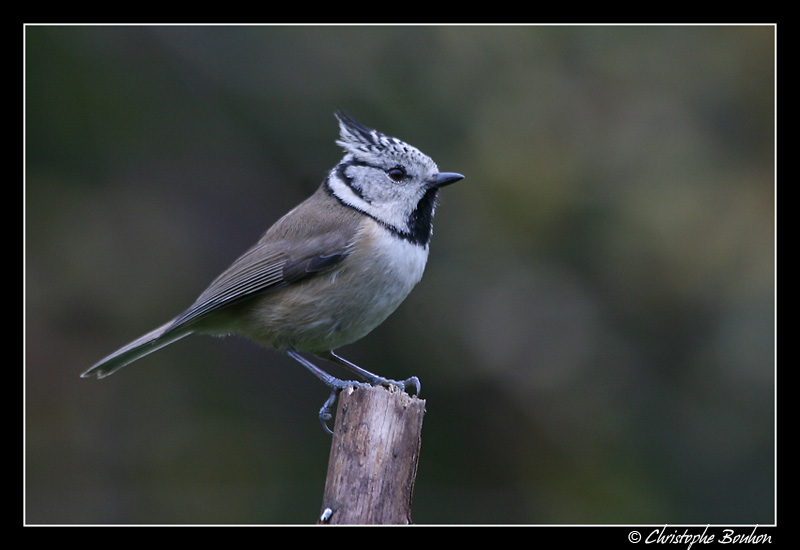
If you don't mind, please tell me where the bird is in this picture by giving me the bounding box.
[82,110,464,432]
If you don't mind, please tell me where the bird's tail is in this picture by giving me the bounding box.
[81,319,192,379]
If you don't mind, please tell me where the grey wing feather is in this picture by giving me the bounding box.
[169,243,289,327]
[170,188,363,330]
[169,230,354,331]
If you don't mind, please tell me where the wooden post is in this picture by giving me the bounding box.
[318,384,426,525]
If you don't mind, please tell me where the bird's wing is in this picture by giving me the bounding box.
[168,221,357,331]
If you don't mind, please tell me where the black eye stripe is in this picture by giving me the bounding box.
[335,161,370,203]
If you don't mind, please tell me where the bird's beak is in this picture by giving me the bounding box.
[429,172,465,188]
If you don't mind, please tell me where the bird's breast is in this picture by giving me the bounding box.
[241,218,429,353]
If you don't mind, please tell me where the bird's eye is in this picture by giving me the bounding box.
[387,166,407,182]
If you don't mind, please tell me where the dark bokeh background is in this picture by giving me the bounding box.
[25,25,774,525]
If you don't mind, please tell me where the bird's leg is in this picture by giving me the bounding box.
[286,349,365,434]
[286,349,421,434]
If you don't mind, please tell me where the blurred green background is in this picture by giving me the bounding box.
[24,25,774,525]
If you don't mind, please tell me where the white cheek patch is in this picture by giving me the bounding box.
[326,169,419,235]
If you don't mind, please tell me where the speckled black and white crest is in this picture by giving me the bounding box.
[334,110,440,178]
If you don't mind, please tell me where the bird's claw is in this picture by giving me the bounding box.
[318,388,341,435]
[401,375,421,396]
[316,376,420,435]
[373,375,421,396]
